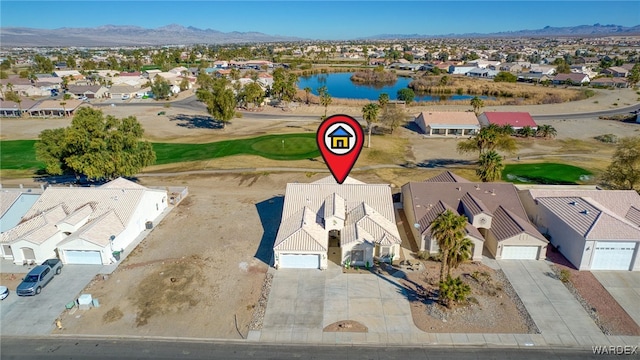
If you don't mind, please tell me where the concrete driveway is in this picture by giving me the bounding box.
[500,260,604,345]
[593,271,640,327]
[0,264,102,335]
[260,266,418,343]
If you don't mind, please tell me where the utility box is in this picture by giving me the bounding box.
[145,221,153,229]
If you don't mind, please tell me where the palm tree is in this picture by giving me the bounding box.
[59,101,67,117]
[445,237,473,278]
[318,86,332,120]
[378,93,389,111]
[470,96,484,116]
[303,86,311,105]
[362,103,379,148]
[477,150,504,182]
[430,210,468,283]
[536,124,557,139]
[518,125,536,138]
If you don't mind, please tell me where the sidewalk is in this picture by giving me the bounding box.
[249,259,640,349]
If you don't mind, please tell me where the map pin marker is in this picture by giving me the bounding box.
[316,114,364,184]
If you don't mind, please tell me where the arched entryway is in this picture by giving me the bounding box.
[328,230,341,265]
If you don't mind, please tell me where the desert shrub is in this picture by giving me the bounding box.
[594,134,618,143]
[541,93,563,104]
[559,269,571,283]
[439,276,471,307]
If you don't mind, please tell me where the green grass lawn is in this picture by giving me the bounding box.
[152,133,319,165]
[502,162,593,185]
[0,134,320,171]
[0,140,43,169]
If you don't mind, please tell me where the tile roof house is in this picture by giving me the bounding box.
[273,176,401,269]
[414,111,480,136]
[478,112,538,130]
[602,66,629,78]
[519,188,640,271]
[590,77,629,88]
[0,178,168,265]
[552,73,591,85]
[401,172,548,261]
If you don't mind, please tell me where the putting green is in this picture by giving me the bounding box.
[251,137,318,156]
[502,162,592,185]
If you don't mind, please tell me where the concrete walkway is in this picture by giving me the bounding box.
[593,271,640,328]
[499,260,606,345]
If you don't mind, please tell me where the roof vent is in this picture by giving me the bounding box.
[491,189,495,195]
[456,187,461,191]
[581,209,589,215]
[570,201,577,205]
[475,185,480,190]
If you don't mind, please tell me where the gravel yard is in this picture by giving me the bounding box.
[402,260,538,334]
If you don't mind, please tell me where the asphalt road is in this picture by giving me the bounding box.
[95,95,640,122]
[0,337,605,360]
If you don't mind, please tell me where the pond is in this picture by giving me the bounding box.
[297,72,493,102]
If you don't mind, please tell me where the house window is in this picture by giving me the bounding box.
[351,250,364,263]
[379,246,391,257]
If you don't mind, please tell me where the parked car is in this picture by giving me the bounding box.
[121,94,131,100]
[0,286,8,300]
[79,96,88,101]
[16,259,63,296]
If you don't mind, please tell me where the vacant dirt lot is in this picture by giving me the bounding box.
[53,173,292,338]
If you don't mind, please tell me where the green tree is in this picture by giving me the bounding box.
[380,105,407,134]
[601,136,640,191]
[33,54,54,73]
[4,90,22,116]
[179,77,190,92]
[362,103,379,148]
[430,210,468,283]
[470,96,484,116]
[196,77,237,127]
[555,61,571,74]
[476,150,504,182]
[628,63,640,87]
[396,88,415,105]
[35,108,155,180]
[493,71,517,83]
[439,75,449,86]
[240,82,265,109]
[457,124,517,156]
[151,76,171,100]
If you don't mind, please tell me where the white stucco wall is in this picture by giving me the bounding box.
[12,232,64,264]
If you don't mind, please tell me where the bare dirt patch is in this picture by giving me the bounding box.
[323,320,368,332]
[401,260,537,334]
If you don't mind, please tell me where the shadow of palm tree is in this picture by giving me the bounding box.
[169,114,224,129]
[416,158,475,168]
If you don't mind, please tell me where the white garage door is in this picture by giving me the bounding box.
[591,242,636,271]
[64,250,103,265]
[280,254,320,269]
[502,246,539,260]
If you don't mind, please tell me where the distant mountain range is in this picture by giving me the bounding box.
[0,24,305,47]
[1,23,640,47]
[364,23,640,40]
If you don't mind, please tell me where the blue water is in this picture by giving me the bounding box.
[297,72,492,102]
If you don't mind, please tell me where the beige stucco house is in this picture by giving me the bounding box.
[273,176,402,269]
[1,178,168,265]
[401,172,548,261]
[519,188,640,271]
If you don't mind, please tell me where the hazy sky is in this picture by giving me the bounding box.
[1,1,638,40]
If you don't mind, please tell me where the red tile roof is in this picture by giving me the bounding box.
[481,112,537,128]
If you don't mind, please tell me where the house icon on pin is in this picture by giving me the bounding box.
[328,126,353,149]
